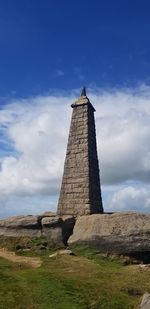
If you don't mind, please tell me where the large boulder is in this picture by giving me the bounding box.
[0,214,75,246]
[0,215,42,237]
[41,211,56,217]
[41,215,75,245]
[41,216,63,244]
[140,293,150,309]
[68,212,150,256]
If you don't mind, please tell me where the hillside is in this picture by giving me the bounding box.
[0,245,150,309]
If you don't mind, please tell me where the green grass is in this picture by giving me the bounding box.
[0,245,150,309]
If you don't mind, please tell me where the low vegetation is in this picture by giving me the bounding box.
[0,241,150,308]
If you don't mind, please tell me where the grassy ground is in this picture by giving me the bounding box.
[0,245,150,309]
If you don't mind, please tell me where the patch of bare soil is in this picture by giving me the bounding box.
[0,247,41,268]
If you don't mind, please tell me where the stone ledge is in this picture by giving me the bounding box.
[0,214,76,246]
[68,212,150,258]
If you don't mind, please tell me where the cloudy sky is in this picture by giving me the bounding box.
[0,1,150,218]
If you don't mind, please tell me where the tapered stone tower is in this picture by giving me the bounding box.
[57,88,103,216]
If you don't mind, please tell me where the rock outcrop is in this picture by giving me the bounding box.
[68,212,150,257]
[0,214,75,246]
[0,212,150,258]
[41,216,62,243]
[0,215,42,237]
[140,293,150,309]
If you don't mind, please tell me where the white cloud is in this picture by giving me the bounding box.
[89,85,150,185]
[0,85,150,217]
[107,185,150,212]
[0,95,73,198]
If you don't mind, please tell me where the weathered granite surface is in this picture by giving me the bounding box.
[0,214,75,245]
[57,90,103,216]
[0,212,150,257]
[0,215,42,237]
[140,293,150,309]
[41,216,62,244]
[68,212,150,255]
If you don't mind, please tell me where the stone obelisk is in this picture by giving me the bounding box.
[57,88,103,216]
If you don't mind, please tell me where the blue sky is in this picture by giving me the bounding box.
[0,0,150,98]
[0,1,150,218]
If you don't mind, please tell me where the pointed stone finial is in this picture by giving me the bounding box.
[81,86,86,97]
